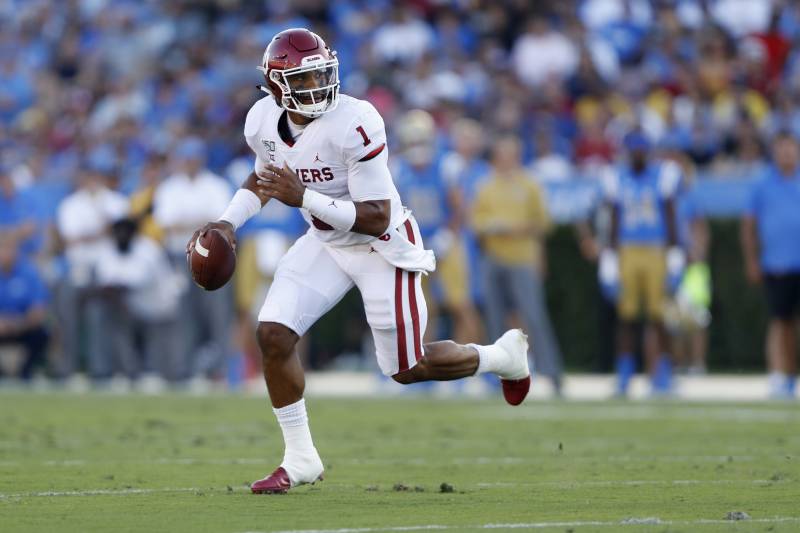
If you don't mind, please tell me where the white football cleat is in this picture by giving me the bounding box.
[283,450,325,486]
[252,451,324,494]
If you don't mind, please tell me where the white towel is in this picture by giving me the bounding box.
[371,223,436,274]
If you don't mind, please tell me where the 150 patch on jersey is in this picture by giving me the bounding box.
[261,139,276,162]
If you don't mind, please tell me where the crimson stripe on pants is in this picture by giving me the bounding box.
[403,219,416,245]
[402,220,422,361]
[395,266,408,372]
[407,272,421,361]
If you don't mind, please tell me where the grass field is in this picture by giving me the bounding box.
[1,393,799,532]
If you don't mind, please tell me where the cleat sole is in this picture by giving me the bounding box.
[501,375,531,406]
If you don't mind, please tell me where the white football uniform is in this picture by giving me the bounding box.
[243,94,427,375]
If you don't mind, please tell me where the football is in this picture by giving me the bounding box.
[189,228,236,290]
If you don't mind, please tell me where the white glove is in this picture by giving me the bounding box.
[599,249,619,285]
[667,246,686,278]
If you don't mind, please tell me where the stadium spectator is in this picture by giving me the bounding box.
[93,217,182,388]
[54,162,129,380]
[393,111,482,347]
[529,128,574,183]
[392,110,450,342]
[129,154,167,244]
[153,137,233,386]
[711,0,774,38]
[0,234,49,381]
[372,6,435,66]
[154,138,232,260]
[0,165,37,255]
[440,117,490,341]
[472,135,563,392]
[511,14,579,88]
[742,131,800,398]
[574,114,616,173]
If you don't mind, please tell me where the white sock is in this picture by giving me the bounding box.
[468,343,505,375]
[273,398,322,483]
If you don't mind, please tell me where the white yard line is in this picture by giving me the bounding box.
[0,487,204,499]
[4,452,793,468]
[239,517,800,533]
[0,476,790,499]
[475,479,782,488]
[481,405,800,423]
[16,457,275,468]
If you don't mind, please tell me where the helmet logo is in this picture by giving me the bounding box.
[301,54,324,65]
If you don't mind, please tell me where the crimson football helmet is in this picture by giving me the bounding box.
[258,28,339,117]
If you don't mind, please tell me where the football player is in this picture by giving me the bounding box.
[600,131,685,396]
[188,28,531,494]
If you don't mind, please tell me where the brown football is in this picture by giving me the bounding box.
[189,229,236,290]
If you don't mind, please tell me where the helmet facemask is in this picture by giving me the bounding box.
[260,54,340,118]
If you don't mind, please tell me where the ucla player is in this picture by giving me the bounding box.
[188,28,531,494]
[600,131,684,396]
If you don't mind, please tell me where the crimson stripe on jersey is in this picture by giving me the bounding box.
[395,267,408,372]
[403,220,422,360]
[358,143,385,162]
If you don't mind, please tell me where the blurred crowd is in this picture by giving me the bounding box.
[1,0,799,393]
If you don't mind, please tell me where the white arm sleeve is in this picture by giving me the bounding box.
[302,189,357,231]
[218,188,262,230]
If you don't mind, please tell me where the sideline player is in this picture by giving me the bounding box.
[188,28,531,494]
[599,131,684,396]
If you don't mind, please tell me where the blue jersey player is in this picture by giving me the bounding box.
[600,131,684,396]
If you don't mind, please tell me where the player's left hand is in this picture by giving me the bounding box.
[256,163,305,207]
[666,246,686,294]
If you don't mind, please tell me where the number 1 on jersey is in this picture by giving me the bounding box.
[356,125,370,146]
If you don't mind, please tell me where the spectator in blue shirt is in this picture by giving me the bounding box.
[0,234,49,381]
[0,166,37,256]
[742,131,800,398]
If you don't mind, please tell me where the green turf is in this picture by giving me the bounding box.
[1,393,799,533]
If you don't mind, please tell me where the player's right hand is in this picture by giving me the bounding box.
[186,221,237,256]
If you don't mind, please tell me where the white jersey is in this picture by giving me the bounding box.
[244,94,405,246]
